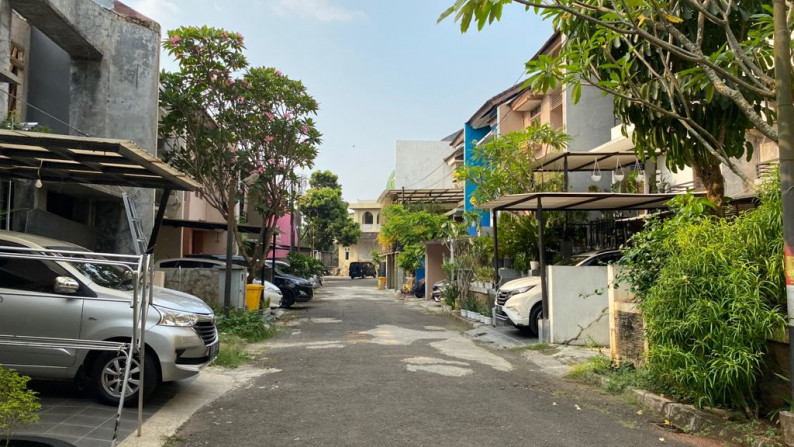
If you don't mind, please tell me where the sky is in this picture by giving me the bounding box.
[128,0,552,203]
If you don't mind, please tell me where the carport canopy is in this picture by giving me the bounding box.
[479,192,684,212]
[0,129,200,190]
[532,151,638,172]
[0,129,201,252]
[378,188,463,204]
[477,191,698,333]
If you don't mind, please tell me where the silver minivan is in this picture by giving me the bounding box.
[0,231,218,405]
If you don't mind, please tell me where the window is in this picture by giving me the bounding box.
[375,213,380,224]
[0,256,62,293]
[363,212,373,225]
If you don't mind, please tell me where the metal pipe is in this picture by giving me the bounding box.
[538,198,548,321]
[147,188,172,254]
[492,209,499,287]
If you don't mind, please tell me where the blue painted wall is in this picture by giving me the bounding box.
[463,124,491,235]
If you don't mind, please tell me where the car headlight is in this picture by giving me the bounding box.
[155,305,199,327]
[509,285,535,296]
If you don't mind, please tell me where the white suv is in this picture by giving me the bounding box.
[0,231,218,405]
[495,250,622,335]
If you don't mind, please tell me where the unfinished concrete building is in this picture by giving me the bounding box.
[0,0,161,253]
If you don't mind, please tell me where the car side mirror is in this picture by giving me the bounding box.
[54,276,80,294]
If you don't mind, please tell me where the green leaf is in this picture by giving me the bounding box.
[571,82,582,104]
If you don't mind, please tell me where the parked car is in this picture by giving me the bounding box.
[553,249,623,266]
[252,278,283,308]
[431,280,447,302]
[184,254,313,308]
[0,231,218,406]
[495,250,623,335]
[265,259,322,289]
[349,261,376,279]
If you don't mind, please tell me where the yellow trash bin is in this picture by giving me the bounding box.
[245,284,265,311]
[377,277,386,290]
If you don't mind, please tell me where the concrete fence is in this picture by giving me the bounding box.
[547,265,611,346]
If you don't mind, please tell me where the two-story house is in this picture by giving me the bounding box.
[0,0,162,253]
[337,200,382,276]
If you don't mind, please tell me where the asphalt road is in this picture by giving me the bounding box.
[173,278,706,447]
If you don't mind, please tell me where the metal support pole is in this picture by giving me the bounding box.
[492,209,499,287]
[289,210,295,253]
[147,188,172,254]
[271,231,277,283]
[537,198,548,319]
[223,182,235,314]
[563,155,569,192]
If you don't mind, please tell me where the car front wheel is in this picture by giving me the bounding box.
[91,350,158,406]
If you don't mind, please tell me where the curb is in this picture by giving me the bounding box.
[632,390,782,446]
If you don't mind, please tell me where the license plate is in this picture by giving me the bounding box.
[208,342,219,359]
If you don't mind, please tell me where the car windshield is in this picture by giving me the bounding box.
[48,246,134,291]
[555,255,590,266]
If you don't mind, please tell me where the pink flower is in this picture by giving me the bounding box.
[236,32,244,43]
[301,125,308,134]
[221,31,228,39]
[278,163,285,169]
[237,96,245,103]
[265,136,274,143]
[265,112,274,121]
[226,78,234,86]
[170,35,181,45]
[284,112,292,120]
[274,70,283,77]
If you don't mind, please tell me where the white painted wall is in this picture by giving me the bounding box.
[394,141,455,189]
[547,265,610,346]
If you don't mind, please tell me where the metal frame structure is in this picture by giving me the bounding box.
[0,246,154,446]
[480,192,698,342]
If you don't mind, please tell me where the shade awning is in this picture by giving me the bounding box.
[378,188,463,204]
[0,129,200,191]
[162,218,285,235]
[533,151,639,172]
[479,192,695,212]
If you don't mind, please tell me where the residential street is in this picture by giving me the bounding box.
[172,278,702,447]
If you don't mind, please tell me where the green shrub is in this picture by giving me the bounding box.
[620,175,785,412]
[0,365,40,443]
[216,309,279,342]
[285,252,325,278]
[443,281,459,308]
[212,334,253,368]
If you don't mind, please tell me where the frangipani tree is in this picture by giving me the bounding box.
[236,66,320,277]
[160,26,321,287]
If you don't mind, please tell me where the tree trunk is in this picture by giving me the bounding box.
[691,158,725,212]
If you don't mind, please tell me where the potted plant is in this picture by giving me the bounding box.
[0,365,72,447]
[370,250,386,290]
